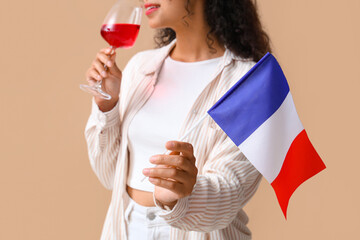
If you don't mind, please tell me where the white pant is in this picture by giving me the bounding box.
[124,193,171,240]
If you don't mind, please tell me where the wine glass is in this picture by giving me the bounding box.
[80,0,142,100]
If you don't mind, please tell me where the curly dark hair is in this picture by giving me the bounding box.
[154,0,271,62]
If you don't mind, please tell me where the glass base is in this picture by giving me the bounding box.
[80,84,112,100]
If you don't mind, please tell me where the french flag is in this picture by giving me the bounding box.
[208,53,326,219]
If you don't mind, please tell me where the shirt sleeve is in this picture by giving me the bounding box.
[84,99,121,190]
[84,52,142,190]
[155,132,263,232]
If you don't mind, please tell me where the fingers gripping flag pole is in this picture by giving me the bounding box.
[140,114,208,182]
[206,53,326,219]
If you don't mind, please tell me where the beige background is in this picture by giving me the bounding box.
[1,0,359,239]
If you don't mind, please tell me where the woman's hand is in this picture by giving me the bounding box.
[85,47,122,112]
[143,141,198,210]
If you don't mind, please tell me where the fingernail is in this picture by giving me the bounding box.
[110,49,115,55]
[101,71,107,77]
[107,61,112,67]
[149,156,157,163]
[143,168,150,175]
[106,48,111,54]
[96,75,102,80]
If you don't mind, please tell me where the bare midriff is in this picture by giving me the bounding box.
[126,185,155,207]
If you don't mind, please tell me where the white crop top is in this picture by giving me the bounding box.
[127,55,222,192]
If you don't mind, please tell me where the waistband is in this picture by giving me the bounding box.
[124,191,170,227]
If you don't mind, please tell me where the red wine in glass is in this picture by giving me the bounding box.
[80,0,142,100]
[101,23,140,49]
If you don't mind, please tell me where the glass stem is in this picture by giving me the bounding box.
[97,79,103,89]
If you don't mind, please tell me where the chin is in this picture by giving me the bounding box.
[145,18,155,28]
[148,22,159,29]
[146,16,171,29]
[148,21,166,29]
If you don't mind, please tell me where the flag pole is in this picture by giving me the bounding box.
[178,114,208,141]
[141,114,208,182]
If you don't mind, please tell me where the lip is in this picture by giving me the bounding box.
[144,3,160,16]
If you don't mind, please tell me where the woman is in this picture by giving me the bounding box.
[84,0,271,239]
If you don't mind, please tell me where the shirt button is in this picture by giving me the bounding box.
[147,212,156,220]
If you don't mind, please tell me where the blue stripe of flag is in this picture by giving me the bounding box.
[207,53,290,146]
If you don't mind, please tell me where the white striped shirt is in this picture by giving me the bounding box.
[85,40,262,240]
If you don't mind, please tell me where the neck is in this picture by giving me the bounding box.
[170,31,225,62]
[169,4,225,62]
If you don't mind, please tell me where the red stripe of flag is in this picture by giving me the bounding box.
[271,130,326,219]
